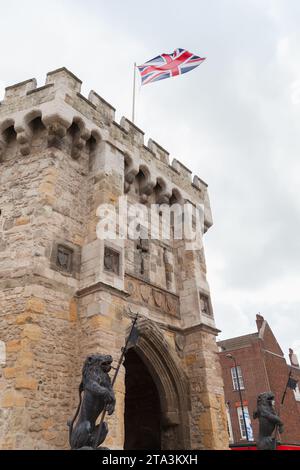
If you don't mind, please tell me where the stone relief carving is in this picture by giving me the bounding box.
[153,290,165,309]
[175,334,185,352]
[140,284,151,303]
[166,295,178,316]
[126,281,136,296]
[104,247,120,275]
[199,292,212,316]
[125,275,179,318]
[56,244,73,272]
[136,237,149,276]
[163,248,174,291]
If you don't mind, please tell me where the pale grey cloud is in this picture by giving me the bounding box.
[0,0,299,360]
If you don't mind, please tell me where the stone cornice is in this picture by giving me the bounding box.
[165,322,221,337]
[75,280,130,299]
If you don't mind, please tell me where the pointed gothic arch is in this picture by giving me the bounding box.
[125,316,191,449]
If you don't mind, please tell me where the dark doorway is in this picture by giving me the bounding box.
[124,349,161,449]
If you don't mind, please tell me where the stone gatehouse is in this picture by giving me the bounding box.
[0,68,228,449]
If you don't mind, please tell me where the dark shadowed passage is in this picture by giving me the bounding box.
[124,349,161,450]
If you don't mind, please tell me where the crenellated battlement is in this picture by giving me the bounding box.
[0,67,211,225]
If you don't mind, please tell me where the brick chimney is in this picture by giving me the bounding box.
[289,348,300,368]
[256,313,264,332]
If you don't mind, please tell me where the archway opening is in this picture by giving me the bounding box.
[124,348,161,450]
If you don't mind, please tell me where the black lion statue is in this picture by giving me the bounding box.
[253,391,283,450]
[68,354,116,449]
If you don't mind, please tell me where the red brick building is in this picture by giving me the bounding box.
[217,314,300,445]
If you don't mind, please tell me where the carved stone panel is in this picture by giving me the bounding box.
[56,244,73,272]
[140,284,151,303]
[125,274,180,318]
[104,246,120,275]
[166,295,178,316]
[153,290,165,309]
[50,240,80,278]
[199,292,212,316]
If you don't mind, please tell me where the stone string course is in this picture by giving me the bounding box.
[0,68,228,449]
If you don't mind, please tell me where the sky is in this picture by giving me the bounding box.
[0,0,299,360]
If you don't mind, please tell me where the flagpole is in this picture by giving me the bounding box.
[132,62,136,123]
[273,370,293,449]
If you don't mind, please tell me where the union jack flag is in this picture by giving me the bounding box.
[137,48,206,86]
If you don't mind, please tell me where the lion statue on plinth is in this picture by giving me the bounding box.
[253,391,283,450]
[68,354,116,450]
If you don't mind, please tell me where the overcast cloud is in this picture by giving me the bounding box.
[0,0,299,359]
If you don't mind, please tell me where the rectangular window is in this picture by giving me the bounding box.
[231,366,245,390]
[237,406,254,441]
[226,405,234,443]
[294,384,300,402]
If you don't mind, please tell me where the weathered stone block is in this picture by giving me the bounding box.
[1,391,15,408]
[15,313,35,325]
[21,324,42,341]
[15,217,30,226]
[1,390,26,408]
[15,376,38,391]
[88,314,112,330]
[3,367,17,379]
[42,418,54,430]
[26,297,45,313]
[16,351,33,368]
[6,340,21,353]
[69,299,77,322]
[42,431,56,441]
